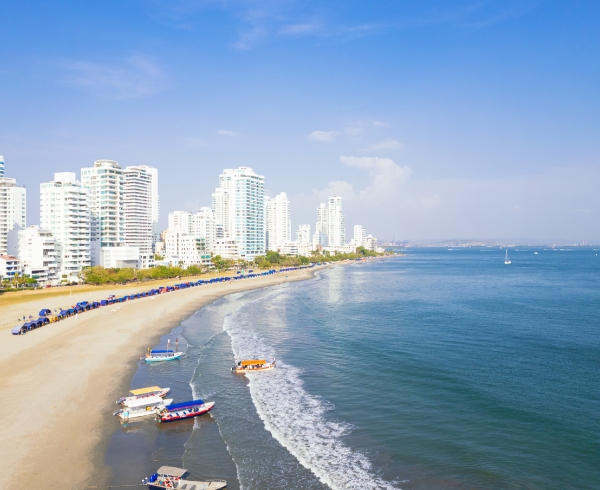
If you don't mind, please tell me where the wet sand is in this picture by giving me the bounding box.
[0,269,315,489]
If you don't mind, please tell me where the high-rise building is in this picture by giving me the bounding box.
[296,224,311,256]
[213,167,265,261]
[137,165,160,247]
[8,225,59,286]
[265,192,291,252]
[0,157,26,255]
[313,203,328,249]
[327,196,345,248]
[193,207,215,252]
[81,160,139,268]
[40,172,90,283]
[168,211,193,235]
[123,166,153,255]
[353,225,366,248]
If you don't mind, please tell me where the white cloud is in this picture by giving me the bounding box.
[316,180,355,202]
[340,155,412,198]
[364,139,403,151]
[63,55,167,99]
[308,130,339,142]
[217,129,240,137]
[346,127,362,136]
[372,120,390,127]
[279,23,321,35]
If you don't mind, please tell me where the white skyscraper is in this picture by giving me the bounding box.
[8,225,59,286]
[138,165,160,247]
[40,172,90,283]
[353,225,366,248]
[123,166,153,255]
[168,211,193,235]
[81,160,139,268]
[327,196,345,248]
[312,203,328,249]
[213,167,265,261]
[0,157,26,255]
[193,207,216,252]
[265,192,291,252]
[296,224,311,256]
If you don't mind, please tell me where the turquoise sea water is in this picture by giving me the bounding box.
[108,248,600,489]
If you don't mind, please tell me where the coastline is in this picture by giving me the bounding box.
[0,268,316,489]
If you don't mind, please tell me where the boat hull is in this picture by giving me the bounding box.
[145,353,183,363]
[233,362,276,373]
[159,401,215,423]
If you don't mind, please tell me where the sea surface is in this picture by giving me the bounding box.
[107,248,600,489]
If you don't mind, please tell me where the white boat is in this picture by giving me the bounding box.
[504,249,511,265]
[113,395,173,420]
[143,466,227,489]
[116,386,171,406]
[534,252,538,255]
[145,349,183,363]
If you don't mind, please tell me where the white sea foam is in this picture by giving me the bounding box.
[223,298,400,490]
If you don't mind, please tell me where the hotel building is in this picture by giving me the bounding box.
[0,157,27,255]
[40,172,90,283]
[265,192,291,252]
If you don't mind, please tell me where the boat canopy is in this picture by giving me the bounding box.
[125,395,164,408]
[130,386,162,396]
[156,467,187,478]
[165,399,204,411]
[151,349,174,354]
[240,359,266,366]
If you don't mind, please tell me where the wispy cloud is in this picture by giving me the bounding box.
[63,55,167,99]
[279,22,321,36]
[372,120,389,127]
[340,155,412,198]
[217,129,241,137]
[308,130,339,142]
[364,139,403,151]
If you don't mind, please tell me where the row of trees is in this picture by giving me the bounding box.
[67,248,387,286]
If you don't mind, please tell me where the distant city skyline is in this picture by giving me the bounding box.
[1,2,599,241]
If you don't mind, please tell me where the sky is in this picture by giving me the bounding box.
[1,0,599,242]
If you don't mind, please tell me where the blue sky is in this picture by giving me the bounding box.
[1,0,599,241]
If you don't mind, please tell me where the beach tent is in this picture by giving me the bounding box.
[59,310,69,317]
[11,325,25,335]
[91,302,100,308]
[100,300,108,306]
[39,308,52,316]
[37,317,50,326]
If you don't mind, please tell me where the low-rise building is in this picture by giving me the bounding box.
[0,255,22,281]
[7,225,59,285]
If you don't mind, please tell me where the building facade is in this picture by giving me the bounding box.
[313,203,328,249]
[0,157,26,255]
[213,167,265,261]
[8,225,59,286]
[123,166,154,256]
[168,210,193,235]
[353,225,366,248]
[81,160,139,268]
[265,192,291,252]
[193,207,215,252]
[296,224,311,256]
[40,172,91,283]
[327,196,345,248]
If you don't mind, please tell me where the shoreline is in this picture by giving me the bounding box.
[0,268,317,489]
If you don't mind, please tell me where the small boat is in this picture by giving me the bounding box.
[113,395,173,420]
[534,252,538,255]
[142,466,227,489]
[145,349,183,363]
[504,249,511,265]
[116,386,171,406]
[157,399,215,423]
[232,359,276,373]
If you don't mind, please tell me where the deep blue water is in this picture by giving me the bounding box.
[108,248,600,489]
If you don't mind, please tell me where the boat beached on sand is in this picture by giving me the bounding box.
[157,399,215,423]
[145,349,183,363]
[113,395,173,420]
[143,466,226,489]
[117,386,170,406]
[232,359,276,373]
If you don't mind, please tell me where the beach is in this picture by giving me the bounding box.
[0,268,314,489]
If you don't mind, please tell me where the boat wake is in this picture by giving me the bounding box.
[223,296,400,490]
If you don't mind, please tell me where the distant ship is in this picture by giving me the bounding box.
[505,249,511,265]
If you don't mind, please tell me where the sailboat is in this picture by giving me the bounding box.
[504,249,511,265]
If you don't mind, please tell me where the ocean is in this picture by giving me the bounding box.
[107,248,600,489]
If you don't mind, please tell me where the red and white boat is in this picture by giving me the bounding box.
[157,399,214,423]
[116,386,171,406]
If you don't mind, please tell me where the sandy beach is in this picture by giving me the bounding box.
[0,268,315,489]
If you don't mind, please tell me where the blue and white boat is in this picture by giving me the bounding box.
[145,349,183,363]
